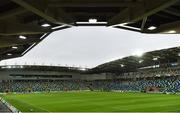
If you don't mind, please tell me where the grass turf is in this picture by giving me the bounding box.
[2,91,180,112]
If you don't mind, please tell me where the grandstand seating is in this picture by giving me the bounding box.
[1,76,180,93]
[0,80,88,92]
[92,76,180,93]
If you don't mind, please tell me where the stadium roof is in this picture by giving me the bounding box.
[91,46,180,73]
[0,0,180,60]
[0,65,84,73]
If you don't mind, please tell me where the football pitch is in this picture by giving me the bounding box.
[2,91,180,112]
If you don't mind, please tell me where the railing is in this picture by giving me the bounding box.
[0,97,20,113]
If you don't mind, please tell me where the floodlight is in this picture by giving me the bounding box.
[7,53,12,56]
[133,50,144,57]
[41,23,51,27]
[139,60,144,63]
[120,64,125,67]
[167,30,176,33]
[148,26,157,30]
[89,19,97,23]
[19,35,27,39]
[153,57,158,61]
[12,46,18,49]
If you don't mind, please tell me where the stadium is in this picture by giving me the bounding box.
[1,0,180,112]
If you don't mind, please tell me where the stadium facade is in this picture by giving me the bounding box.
[0,65,109,81]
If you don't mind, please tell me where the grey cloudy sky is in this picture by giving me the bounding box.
[0,27,180,68]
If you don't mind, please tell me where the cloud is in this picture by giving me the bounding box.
[0,27,180,68]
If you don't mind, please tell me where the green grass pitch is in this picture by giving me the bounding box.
[2,91,180,112]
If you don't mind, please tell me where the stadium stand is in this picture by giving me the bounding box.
[91,76,180,93]
[0,75,180,93]
[1,47,180,94]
